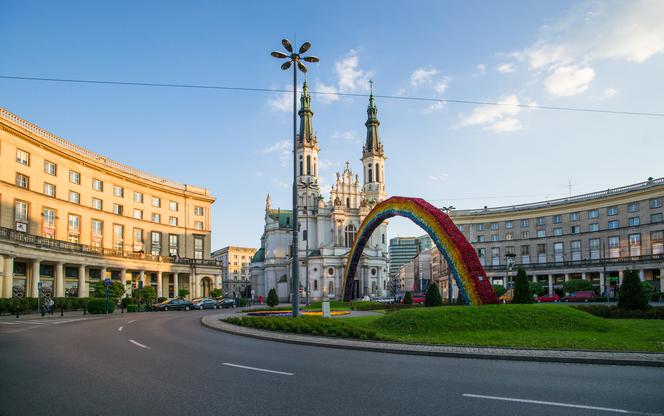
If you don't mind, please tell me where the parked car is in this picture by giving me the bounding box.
[562,290,594,302]
[219,298,236,309]
[153,298,194,311]
[192,297,218,310]
[536,293,560,303]
[371,297,395,304]
[412,295,426,304]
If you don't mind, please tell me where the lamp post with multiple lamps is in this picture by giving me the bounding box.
[440,205,456,302]
[271,39,319,317]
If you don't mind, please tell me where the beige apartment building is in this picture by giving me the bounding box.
[212,246,256,297]
[0,108,221,299]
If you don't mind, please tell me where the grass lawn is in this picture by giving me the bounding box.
[229,304,664,352]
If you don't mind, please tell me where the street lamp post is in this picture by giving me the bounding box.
[504,253,516,289]
[271,39,319,317]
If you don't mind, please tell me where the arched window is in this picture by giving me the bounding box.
[328,280,334,294]
[299,157,303,176]
[368,167,373,183]
[306,155,311,175]
[344,224,356,247]
[346,197,350,208]
[375,163,380,182]
[313,279,318,290]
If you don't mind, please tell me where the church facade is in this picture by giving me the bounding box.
[251,82,389,301]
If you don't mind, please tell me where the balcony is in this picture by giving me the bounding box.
[481,253,664,272]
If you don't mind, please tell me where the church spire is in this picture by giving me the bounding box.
[364,80,382,156]
[298,80,316,144]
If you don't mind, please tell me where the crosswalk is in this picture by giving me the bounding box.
[0,317,95,333]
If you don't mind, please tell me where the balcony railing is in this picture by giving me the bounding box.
[0,227,221,267]
[481,253,664,272]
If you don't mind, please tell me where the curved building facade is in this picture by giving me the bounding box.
[449,178,664,296]
[0,108,221,299]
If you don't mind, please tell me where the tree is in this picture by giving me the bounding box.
[92,281,125,298]
[492,284,506,297]
[209,288,223,299]
[178,288,190,299]
[528,281,545,296]
[267,288,279,307]
[618,269,648,310]
[424,282,443,307]
[403,291,413,305]
[563,279,593,294]
[512,267,532,304]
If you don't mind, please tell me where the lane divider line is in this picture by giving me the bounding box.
[129,339,151,349]
[118,326,123,332]
[127,319,137,324]
[462,393,663,415]
[222,362,293,376]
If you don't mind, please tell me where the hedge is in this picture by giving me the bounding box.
[574,305,664,319]
[225,316,380,340]
[87,298,118,314]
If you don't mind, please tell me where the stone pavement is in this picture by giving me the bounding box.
[201,314,664,367]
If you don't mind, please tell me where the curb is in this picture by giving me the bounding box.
[201,315,664,367]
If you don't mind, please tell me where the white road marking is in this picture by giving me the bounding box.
[0,321,19,325]
[463,393,663,415]
[21,321,46,325]
[222,362,293,376]
[118,326,123,331]
[127,319,137,324]
[128,339,151,349]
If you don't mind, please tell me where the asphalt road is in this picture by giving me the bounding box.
[1,310,663,416]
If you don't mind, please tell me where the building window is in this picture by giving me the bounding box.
[571,225,580,234]
[650,198,663,209]
[42,208,56,238]
[553,242,564,262]
[169,234,179,256]
[151,213,161,223]
[15,200,29,222]
[491,234,499,242]
[458,225,465,232]
[521,231,529,239]
[651,231,664,255]
[608,220,619,230]
[589,238,600,260]
[68,214,80,231]
[607,206,618,216]
[194,237,204,260]
[552,214,562,224]
[588,209,599,219]
[628,233,641,256]
[152,197,161,208]
[134,192,143,203]
[588,223,599,232]
[569,212,580,221]
[537,243,547,263]
[16,173,29,189]
[344,224,357,247]
[476,223,485,231]
[627,202,639,213]
[651,213,663,224]
[113,203,123,215]
[536,230,545,238]
[44,160,57,176]
[92,198,103,211]
[169,201,178,211]
[477,235,485,242]
[520,219,529,228]
[69,171,81,184]
[570,240,581,261]
[113,185,124,198]
[505,220,513,229]
[477,248,486,265]
[133,209,143,220]
[491,222,499,230]
[133,228,144,251]
[536,217,545,226]
[553,227,563,236]
[92,179,103,191]
[608,236,620,258]
[43,182,56,197]
[151,232,161,256]
[16,149,30,165]
[169,216,178,226]
[91,220,103,248]
[113,224,124,251]
[194,221,204,230]
[194,206,204,216]
[505,232,513,240]
[520,245,530,264]
[628,217,640,227]
[69,191,80,204]
[491,247,500,266]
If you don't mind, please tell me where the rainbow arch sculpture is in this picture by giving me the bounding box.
[342,196,498,305]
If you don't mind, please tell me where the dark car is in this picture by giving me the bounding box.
[562,290,594,302]
[192,297,218,310]
[153,298,194,311]
[219,298,236,309]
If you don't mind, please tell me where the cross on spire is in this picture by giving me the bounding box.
[369,79,373,96]
[345,161,351,171]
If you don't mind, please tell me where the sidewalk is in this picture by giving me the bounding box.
[201,314,664,367]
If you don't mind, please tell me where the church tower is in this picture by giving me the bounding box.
[361,83,386,204]
[296,80,321,209]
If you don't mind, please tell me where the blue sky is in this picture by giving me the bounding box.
[2,0,663,250]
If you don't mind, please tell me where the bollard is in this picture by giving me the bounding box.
[60,306,64,317]
[15,307,19,319]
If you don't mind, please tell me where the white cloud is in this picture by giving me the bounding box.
[335,49,374,92]
[544,65,595,96]
[266,86,292,112]
[254,172,264,178]
[332,130,361,144]
[522,44,567,70]
[497,63,515,73]
[318,159,336,170]
[458,95,521,127]
[263,139,291,167]
[433,78,449,94]
[410,67,440,87]
[485,118,522,132]
[424,101,445,113]
[428,173,449,182]
[601,87,618,99]
[316,81,339,103]
[472,64,486,77]
[272,179,289,189]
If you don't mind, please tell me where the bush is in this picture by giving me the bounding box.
[127,304,138,312]
[210,288,223,299]
[512,268,532,304]
[0,299,10,315]
[92,281,125,298]
[618,269,648,310]
[574,305,664,319]
[178,288,190,298]
[157,297,167,303]
[403,291,413,305]
[224,316,381,340]
[350,301,385,311]
[424,282,443,307]
[53,297,69,311]
[267,288,279,307]
[492,284,506,297]
[529,281,545,296]
[564,279,593,294]
[87,298,117,314]
[239,297,248,307]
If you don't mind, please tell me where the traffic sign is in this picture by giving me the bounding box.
[103,278,112,286]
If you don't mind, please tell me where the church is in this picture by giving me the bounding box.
[250,81,389,301]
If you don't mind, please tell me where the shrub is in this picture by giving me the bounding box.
[178,288,190,298]
[0,299,11,315]
[224,316,380,340]
[87,298,117,314]
[78,298,89,311]
[69,298,80,310]
[424,282,443,307]
[529,281,545,296]
[127,304,138,312]
[53,297,69,311]
[350,301,384,311]
[512,268,532,304]
[157,297,167,303]
[403,291,413,305]
[564,279,593,294]
[618,269,648,310]
[574,305,664,319]
[209,288,223,299]
[492,284,506,297]
[267,288,279,307]
[92,281,125,298]
[239,297,248,307]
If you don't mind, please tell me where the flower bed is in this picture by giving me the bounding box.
[246,310,350,317]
